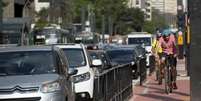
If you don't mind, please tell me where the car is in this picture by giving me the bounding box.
[0,46,77,101]
[56,44,102,100]
[106,48,136,65]
[88,50,114,74]
[105,47,138,78]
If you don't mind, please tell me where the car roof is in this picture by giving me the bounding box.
[106,48,135,51]
[0,45,53,53]
[55,43,83,49]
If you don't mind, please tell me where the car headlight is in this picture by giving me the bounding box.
[74,72,90,83]
[41,81,61,93]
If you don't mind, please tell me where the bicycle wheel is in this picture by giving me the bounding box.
[169,67,173,93]
[164,66,170,94]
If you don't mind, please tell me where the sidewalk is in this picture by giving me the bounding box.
[130,59,190,101]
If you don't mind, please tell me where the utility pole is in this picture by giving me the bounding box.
[189,0,201,100]
[108,16,113,36]
[81,6,86,31]
[101,15,105,43]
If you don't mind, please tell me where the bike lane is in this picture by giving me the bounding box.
[130,72,190,101]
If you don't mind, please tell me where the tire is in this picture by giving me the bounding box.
[164,67,170,94]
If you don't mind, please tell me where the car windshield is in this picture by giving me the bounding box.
[89,51,99,59]
[63,49,86,68]
[107,50,134,64]
[0,51,55,76]
[128,37,151,46]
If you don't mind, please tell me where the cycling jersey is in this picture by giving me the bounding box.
[160,38,176,55]
[152,37,163,54]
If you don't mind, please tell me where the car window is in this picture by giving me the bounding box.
[63,49,86,68]
[0,51,56,76]
[107,50,134,64]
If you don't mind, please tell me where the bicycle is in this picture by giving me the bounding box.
[162,55,173,94]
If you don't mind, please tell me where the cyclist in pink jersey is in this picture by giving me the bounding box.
[160,32,178,89]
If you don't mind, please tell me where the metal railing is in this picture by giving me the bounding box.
[93,63,133,101]
[149,55,156,76]
[139,58,147,85]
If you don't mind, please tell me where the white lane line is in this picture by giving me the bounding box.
[142,80,151,94]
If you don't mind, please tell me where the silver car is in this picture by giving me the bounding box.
[0,46,77,101]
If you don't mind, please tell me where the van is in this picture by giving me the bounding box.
[127,32,153,67]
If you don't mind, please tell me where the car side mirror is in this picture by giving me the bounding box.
[68,68,78,76]
[92,59,102,67]
[131,61,135,66]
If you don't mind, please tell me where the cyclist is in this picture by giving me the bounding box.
[152,33,163,83]
[160,32,177,89]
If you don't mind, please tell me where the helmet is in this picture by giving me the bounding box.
[162,29,171,37]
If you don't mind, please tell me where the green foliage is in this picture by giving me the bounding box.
[35,8,49,29]
[118,8,145,34]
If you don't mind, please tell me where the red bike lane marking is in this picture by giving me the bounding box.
[131,74,190,101]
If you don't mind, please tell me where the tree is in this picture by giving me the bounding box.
[35,8,49,29]
[117,8,145,34]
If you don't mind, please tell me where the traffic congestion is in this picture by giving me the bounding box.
[0,0,191,101]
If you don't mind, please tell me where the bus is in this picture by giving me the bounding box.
[32,28,74,45]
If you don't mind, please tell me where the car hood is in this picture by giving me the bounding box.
[0,74,60,89]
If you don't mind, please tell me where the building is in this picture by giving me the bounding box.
[2,0,35,18]
[0,0,35,44]
[128,0,152,21]
[34,0,50,12]
[152,0,177,26]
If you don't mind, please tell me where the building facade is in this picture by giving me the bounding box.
[152,0,177,26]
[2,0,35,18]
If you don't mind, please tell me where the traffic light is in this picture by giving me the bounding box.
[177,14,185,29]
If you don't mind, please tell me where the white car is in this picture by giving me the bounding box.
[56,44,101,100]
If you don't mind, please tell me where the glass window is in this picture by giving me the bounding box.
[128,37,151,46]
[107,50,134,64]
[136,0,140,5]
[63,49,86,68]
[0,51,55,76]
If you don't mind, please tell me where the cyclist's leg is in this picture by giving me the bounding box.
[155,54,159,80]
[156,53,161,81]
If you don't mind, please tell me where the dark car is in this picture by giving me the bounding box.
[88,50,114,74]
[106,47,138,79]
[0,46,77,101]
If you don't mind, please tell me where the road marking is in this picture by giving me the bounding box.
[177,76,190,80]
[142,80,151,94]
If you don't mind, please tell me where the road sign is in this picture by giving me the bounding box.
[178,31,184,45]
